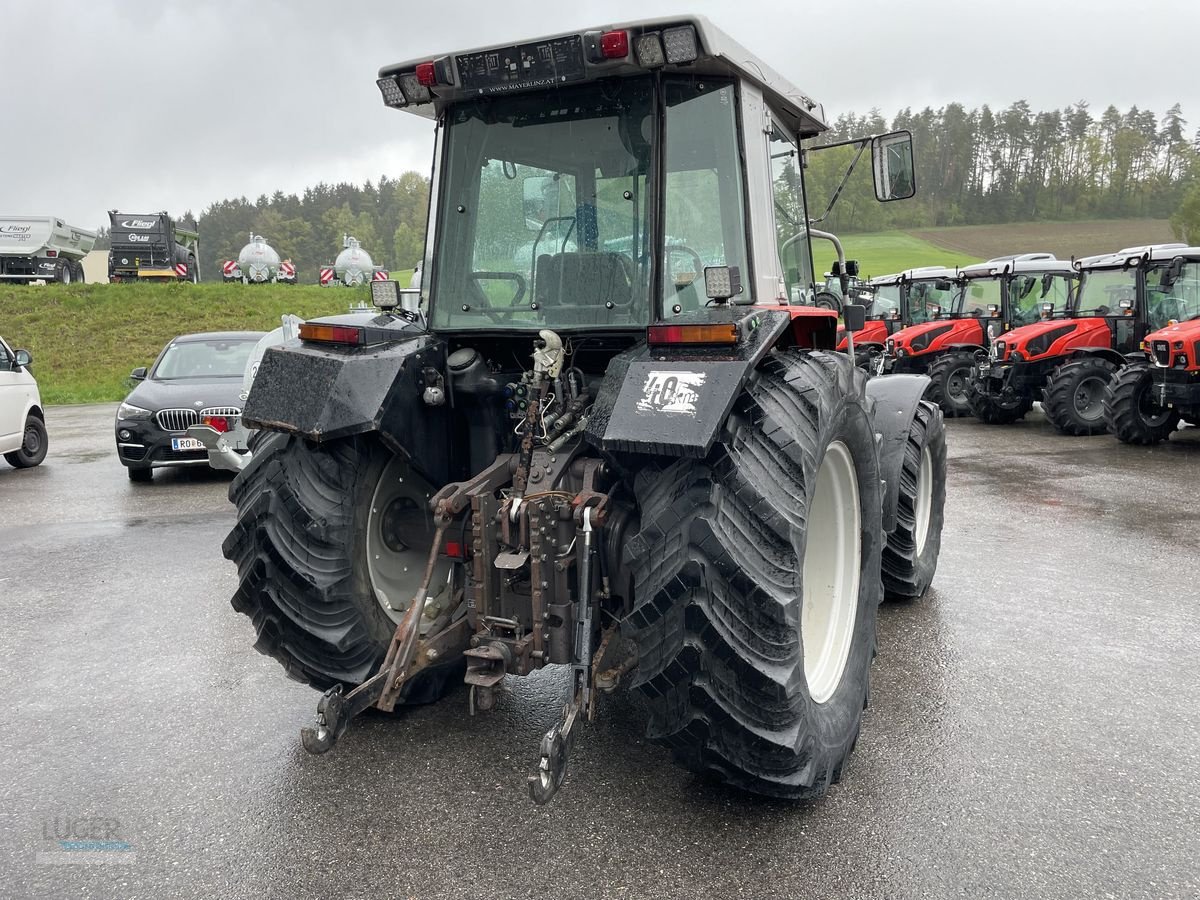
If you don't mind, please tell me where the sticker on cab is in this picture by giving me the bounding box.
[637,371,706,416]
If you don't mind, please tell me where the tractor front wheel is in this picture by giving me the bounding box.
[966,381,1033,424]
[223,431,464,699]
[624,351,883,799]
[924,351,976,417]
[1103,362,1179,445]
[1043,357,1119,435]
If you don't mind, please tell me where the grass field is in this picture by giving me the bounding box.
[835,232,979,278]
[911,218,1174,261]
[2,280,408,405]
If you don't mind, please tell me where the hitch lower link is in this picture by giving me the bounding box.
[298,450,625,805]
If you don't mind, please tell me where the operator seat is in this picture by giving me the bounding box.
[534,251,632,324]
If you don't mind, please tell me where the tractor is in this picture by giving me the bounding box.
[834,267,954,368]
[879,254,1075,419]
[223,16,947,803]
[1103,257,1200,444]
[970,244,1196,435]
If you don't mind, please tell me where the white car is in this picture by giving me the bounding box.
[0,335,47,468]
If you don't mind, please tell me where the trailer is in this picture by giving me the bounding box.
[0,216,97,284]
[107,212,200,283]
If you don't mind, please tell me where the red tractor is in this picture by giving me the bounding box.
[969,244,1197,434]
[880,254,1076,418]
[1104,261,1200,444]
[834,267,955,368]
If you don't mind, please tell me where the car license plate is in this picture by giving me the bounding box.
[171,437,205,451]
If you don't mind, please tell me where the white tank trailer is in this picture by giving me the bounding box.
[0,216,97,284]
[223,234,295,284]
[319,234,388,286]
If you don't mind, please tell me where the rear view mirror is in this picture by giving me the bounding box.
[1041,272,1055,297]
[1164,256,1185,287]
[130,366,147,381]
[843,304,866,332]
[871,131,915,202]
[14,349,32,368]
[934,279,952,291]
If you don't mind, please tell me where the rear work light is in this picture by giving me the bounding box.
[647,323,738,345]
[662,25,699,63]
[299,323,364,345]
[634,32,665,67]
[376,75,407,108]
[396,73,432,104]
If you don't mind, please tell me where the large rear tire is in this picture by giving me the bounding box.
[882,400,946,600]
[1043,357,1119,435]
[223,431,463,700]
[624,350,883,799]
[924,351,976,417]
[1103,362,1179,445]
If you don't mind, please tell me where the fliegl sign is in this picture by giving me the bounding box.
[121,219,157,229]
[0,225,33,241]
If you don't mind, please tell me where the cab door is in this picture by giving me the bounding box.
[0,338,29,452]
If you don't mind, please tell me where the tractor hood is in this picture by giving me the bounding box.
[888,318,983,356]
[1144,317,1200,370]
[994,317,1110,362]
[836,318,889,351]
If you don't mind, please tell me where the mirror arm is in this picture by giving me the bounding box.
[806,228,848,296]
[808,140,869,226]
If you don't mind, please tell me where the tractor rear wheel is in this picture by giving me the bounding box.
[1043,357,1119,435]
[624,350,882,799]
[882,400,946,600]
[1103,362,1179,445]
[223,431,463,699]
[924,351,976,417]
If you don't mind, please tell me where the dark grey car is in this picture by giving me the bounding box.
[114,331,265,482]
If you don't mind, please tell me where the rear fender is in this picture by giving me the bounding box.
[586,309,793,458]
[866,374,931,533]
[242,324,453,485]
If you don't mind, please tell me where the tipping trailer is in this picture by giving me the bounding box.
[0,216,97,284]
[108,211,200,283]
[224,15,946,803]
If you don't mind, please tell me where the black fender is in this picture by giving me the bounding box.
[866,373,932,533]
[586,310,790,458]
[1070,347,1126,367]
[945,342,986,354]
[241,317,453,485]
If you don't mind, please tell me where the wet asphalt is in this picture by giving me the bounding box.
[1,403,1198,900]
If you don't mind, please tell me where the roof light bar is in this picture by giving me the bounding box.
[299,323,365,345]
[634,32,665,67]
[662,25,698,64]
[647,323,739,346]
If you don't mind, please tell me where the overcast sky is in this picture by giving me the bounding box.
[8,0,1198,231]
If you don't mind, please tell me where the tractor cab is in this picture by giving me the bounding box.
[836,267,954,365]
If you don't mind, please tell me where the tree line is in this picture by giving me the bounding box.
[90,99,1200,280]
[804,100,1199,236]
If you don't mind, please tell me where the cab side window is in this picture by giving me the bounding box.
[770,124,811,303]
[0,344,12,372]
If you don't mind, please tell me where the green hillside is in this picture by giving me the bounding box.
[833,232,979,278]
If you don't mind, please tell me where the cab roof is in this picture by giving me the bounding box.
[378,16,828,137]
[960,253,1076,278]
[1077,243,1200,269]
[870,266,959,285]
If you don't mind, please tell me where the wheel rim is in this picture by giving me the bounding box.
[61,266,71,284]
[913,445,933,556]
[1135,377,1174,427]
[800,441,861,704]
[23,423,41,457]
[1072,375,1107,420]
[946,365,970,404]
[366,455,450,624]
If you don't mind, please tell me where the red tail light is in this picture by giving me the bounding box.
[444,540,465,559]
[203,415,230,433]
[415,62,437,86]
[46,250,58,257]
[600,30,629,59]
[648,323,738,345]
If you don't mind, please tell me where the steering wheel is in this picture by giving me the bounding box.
[467,272,528,322]
[665,245,705,295]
